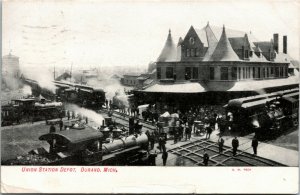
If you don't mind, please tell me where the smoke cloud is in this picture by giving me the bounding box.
[65,103,104,126]
[22,85,32,95]
[21,65,57,92]
[86,76,131,106]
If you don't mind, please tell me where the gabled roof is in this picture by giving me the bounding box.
[157,30,177,62]
[209,26,240,61]
[253,41,272,53]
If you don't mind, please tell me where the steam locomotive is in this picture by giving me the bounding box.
[3,128,152,166]
[226,88,299,138]
[1,97,64,126]
[21,77,106,109]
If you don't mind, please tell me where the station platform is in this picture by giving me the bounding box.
[155,129,298,167]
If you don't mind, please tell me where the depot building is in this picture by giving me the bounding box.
[134,23,299,111]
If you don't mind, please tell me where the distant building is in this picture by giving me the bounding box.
[2,52,20,77]
[121,74,140,86]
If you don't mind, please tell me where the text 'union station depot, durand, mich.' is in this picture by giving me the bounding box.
[135,22,299,110]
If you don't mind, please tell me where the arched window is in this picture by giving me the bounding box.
[189,37,195,45]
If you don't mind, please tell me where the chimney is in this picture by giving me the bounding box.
[273,33,279,53]
[283,35,287,54]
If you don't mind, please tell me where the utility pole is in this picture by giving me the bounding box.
[53,66,56,80]
[70,63,73,82]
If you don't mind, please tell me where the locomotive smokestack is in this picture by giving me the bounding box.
[273,33,279,53]
[283,35,287,54]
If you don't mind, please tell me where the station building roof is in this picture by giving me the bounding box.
[141,82,206,93]
[157,23,295,64]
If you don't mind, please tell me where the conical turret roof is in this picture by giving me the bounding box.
[177,37,183,46]
[157,29,177,62]
[210,26,240,61]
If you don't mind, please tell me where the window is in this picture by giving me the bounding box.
[271,67,274,74]
[252,67,255,78]
[262,68,265,78]
[267,68,269,78]
[166,67,174,79]
[238,67,241,80]
[231,67,237,80]
[245,50,249,58]
[249,51,253,57]
[192,67,198,79]
[275,67,279,77]
[258,67,261,78]
[210,67,215,80]
[157,67,161,79]
[280,67,283,77]
[285,67,288,77]
[186,49,190,57]
[221,67,229,80]
[191,48,195,57]
[195,48,200,57]
[243,67,245,79]
[248,67,251,78]
[189,37,195,45]
[185,67,191,80]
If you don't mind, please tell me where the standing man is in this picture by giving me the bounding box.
[185,124,191,141]
[129,117,135,135]
[205,125,212,139]
[252,136,259,155]
[67,110,70,120]
[109,99,112,110]
[203,149,209,166]
[162,151,168,166]
[232,136,239,156]
[148,149,157,166]
[85,117,88,124]
[105,99,108,109]
[218,136,224,153]
[59,119,63,131]
[49,124,56,133]
[149,131,155,150]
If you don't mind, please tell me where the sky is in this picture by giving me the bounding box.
[3,0,300,72]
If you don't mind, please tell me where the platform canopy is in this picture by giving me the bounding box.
[227,76,299,91]
[142,82,206,93]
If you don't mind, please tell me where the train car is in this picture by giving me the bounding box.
[3,129,151,165]
[226,88,299,138]
[54,81,105,109]
[1,97,64,126]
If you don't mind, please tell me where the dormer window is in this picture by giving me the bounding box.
[245,50,249,58]
[189,37,195,45]
[249,51,253,57]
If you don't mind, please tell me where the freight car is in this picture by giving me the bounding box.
[226,88,299,138]
[1,97,64,126]
[3,129,152,165]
